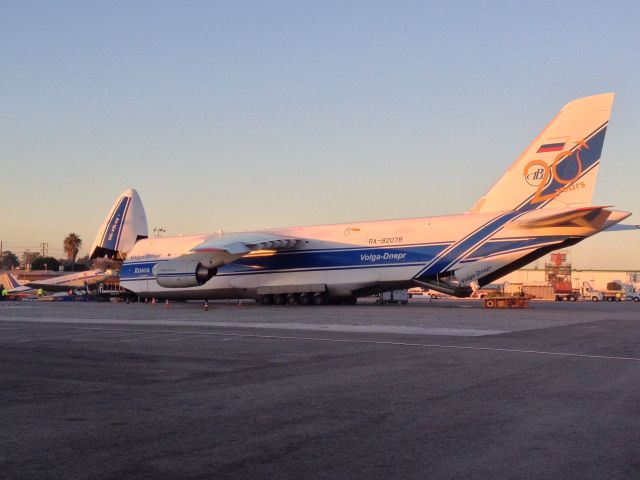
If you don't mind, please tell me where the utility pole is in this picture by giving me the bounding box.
[40,242,48,257]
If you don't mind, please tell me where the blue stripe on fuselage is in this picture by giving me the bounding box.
[120,244,450,281]
[413,210,526,279]
[463,236,568,260]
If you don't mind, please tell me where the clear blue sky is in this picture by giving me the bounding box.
[2,0,639,268]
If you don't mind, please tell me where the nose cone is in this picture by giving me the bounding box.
[89,188,149,260]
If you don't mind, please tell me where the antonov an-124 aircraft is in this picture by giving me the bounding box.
[89,93,636,304]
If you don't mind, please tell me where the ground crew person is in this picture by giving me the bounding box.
[37,288,44,297]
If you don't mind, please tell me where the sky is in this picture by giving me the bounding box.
[1,0,639,268]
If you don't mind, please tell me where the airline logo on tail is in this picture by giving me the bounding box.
[522,134,598,207]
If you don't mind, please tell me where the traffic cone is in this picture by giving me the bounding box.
[151,297,156,306]
[165,299,170,308]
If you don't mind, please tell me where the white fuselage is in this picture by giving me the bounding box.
[119,208,604,300]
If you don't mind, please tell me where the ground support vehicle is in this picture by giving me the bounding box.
[482,295,530,308]
[583,281,632,302]
[554,290,578,302]
[626,293,640,302]
[376,290,409,305]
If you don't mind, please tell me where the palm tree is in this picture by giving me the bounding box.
[63,233,82,270]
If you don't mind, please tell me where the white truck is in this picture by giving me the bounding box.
[583,280,635,302]
[626,291,640,302]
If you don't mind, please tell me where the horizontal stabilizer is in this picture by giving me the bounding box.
[513,206,618,229]
[603,223,640,231]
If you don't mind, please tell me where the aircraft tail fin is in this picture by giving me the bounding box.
[89,188,148,260]
[1,271,23,290]
[470,93,614,214]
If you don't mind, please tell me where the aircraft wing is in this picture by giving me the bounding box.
[22,270,112,293]
[191,232,302,254]
[150,233,305,288]
[186,232,303,266]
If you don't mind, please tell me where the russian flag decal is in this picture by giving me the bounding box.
[536,142,565,153]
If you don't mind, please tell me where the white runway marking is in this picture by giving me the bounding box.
[0,317,505,336]
[62,326,640,363]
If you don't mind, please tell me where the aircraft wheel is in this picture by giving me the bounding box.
[287,294,299,305]
[260,295,273,305]
[313,293,328,305]
[299,293,311,305]
[273,294,286,305]
[607,297,614,302]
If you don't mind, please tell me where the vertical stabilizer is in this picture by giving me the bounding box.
[1,271,24,290]
[470,93,614,213]
[89,188,148,260]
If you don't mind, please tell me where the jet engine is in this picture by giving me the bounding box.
[153,259,217,288]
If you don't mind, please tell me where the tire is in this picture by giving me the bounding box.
[313,293,327,305]
[485,299,495,308]
[286,294,298,305]
[260,295,273,305]
[591,296,599,302]
[572,296,577,302]
[634,297,640,303]
[299,293,311,305]
[607,297,614,302]
[562,296,568,301]
[273,294,286,305]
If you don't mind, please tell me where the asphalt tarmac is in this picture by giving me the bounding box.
[1,298,640,479]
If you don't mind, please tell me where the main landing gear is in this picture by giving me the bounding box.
[258,293,357,306]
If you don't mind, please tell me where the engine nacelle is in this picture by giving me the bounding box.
[154,259,216,288]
